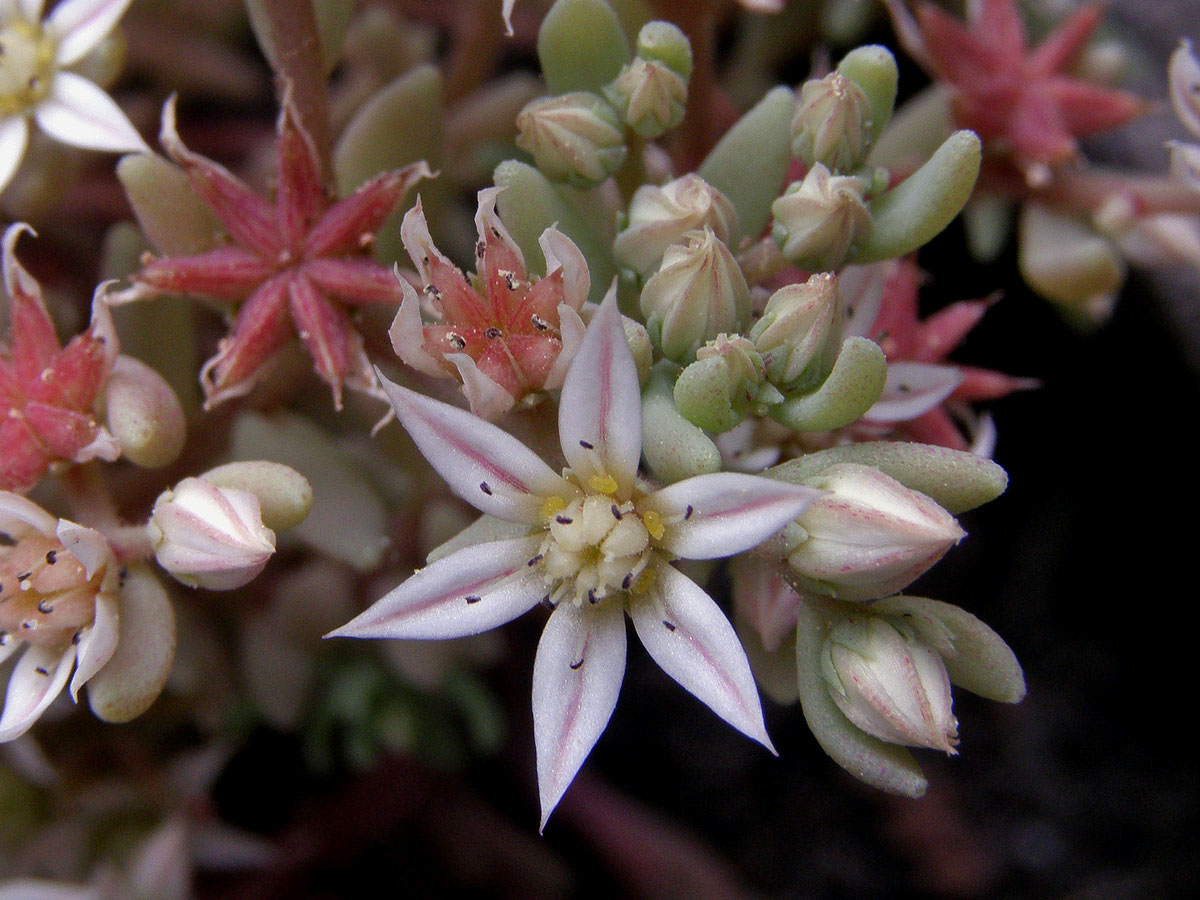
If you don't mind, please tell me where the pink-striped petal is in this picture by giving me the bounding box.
[649,472,820,560]
[532,599,626,831]
[866,362,963,423]
[327,536,545,640]
[36,72,148,154]
[629,563,774,752]
[0,643,76,743]
[47,0,133,66]
[376,370,570,524]
[558,286,642,497]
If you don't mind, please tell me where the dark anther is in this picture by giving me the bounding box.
[35,666,49,676]
[663,620,677,632]
[72,631,82,644]
[569,657,584,670]
[587,589,598,604]
[480,482,493,495]
[540,594,555,610]
[579,440,594,449]
[0,631,8,645]
[531,314,549,331]
[45,550,57,564]
[527,554,544,567]
[485,326,502,339]
[684,505,694,520]
[447,332,466,350]
[611,504,622,520]
[897,383,912,393]
[475,239,486,258]
[119,566,129,586]
[36,599,53,614]
[621,573,632,590]
[555,515,573,524]
[465,595,482,604]
[423,284,442,298]
[491,226,501,238]
[16,571,31,582]
[0,532,14,546]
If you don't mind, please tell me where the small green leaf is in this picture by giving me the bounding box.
[770,335,887,431]
[641,363,722,483]
[836,45,897,148]
[538,0,631,94]
[698,86,795,244]
[766,441,1007,513]
[852,129,981,263]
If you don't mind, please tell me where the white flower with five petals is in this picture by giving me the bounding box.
[330,290,821,828]
[0,0,148,192]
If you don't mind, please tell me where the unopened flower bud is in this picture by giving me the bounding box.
[635,21,692,80]
[614,174,737,275]
[515,91,627,187]
[821,614,959,753]
[200,460,313,532]
[675,334,769,433]
[772,165,872,270]
[640,228,751,363]
[101,356,186,469]
[149,477,277,590]
[605,57,688,140]
[784,463,964,602]
[792,71,871,172]
[750,272,843,389]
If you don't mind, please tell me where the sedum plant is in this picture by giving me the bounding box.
[0,0,1184,892]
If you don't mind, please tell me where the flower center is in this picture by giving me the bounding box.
[0,21,56,116]
[537,489,657,608]
[0,533,101,648]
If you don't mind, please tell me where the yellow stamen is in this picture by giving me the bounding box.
[642,509,664,541]
[588,473,619,495]
[540,495,567,520]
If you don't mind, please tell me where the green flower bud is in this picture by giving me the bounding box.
[822,614,958,753]
[791,71,871,172]
[635,21,692,80]
[750,272,844,389]
[771,165,872,270]
[515,91,627,187]
[674,334,768,433]
[613,174,737,275]
[605,56,688,139]
[639,228,751,363]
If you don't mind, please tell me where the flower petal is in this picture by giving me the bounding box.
[539,226,589,311]
[0,489,58,537]
[376,370,569,524]
[0,643,76,743]
[650,472,821,560]
[327,536,545,640]
[446,351,517,420]
[69,590,119,700]
[306,162,433,258]
[866,362,963,423]
[47,0,134,67]
[0,116,29,193]
[274,98,326,250]
[532,599,626,831]
[629,563,774,751]
[36,72,149,154]
[56,519,112,579]
[559,285,642,497]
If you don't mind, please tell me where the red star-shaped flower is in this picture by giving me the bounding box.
[886,0,1145,183]
[1,225,120,493]
[129,98,431,409]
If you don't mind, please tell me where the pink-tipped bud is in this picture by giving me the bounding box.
[792,71,872,172]
[821,614,959,753]
[784,463,964,602]
[149,477,276,590]
[614,174,738,275]
[639,228,751,363]
[515,91,627,187]
[771,165,872,270]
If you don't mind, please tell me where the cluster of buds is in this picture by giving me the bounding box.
[613,174,738,276]
[515,19,692,187]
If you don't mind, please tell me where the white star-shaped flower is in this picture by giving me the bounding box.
[0,0,148,192]
[331,288,821,828]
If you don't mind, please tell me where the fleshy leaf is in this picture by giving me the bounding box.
[538,0,630,95]
[640,362,721,484]
[770,336,888,431]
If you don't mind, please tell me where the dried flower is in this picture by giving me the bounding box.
[126,97,431,409]
[388,187,589,420]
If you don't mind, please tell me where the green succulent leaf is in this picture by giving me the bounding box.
[538,0,631,94]
[769,335,887,431]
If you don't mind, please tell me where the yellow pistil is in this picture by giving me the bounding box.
[0,21,57,117]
